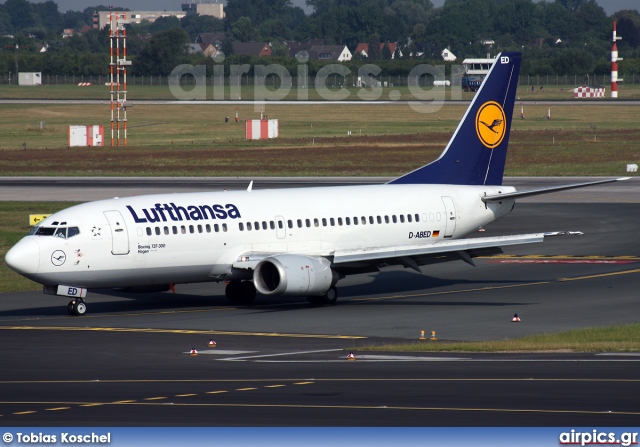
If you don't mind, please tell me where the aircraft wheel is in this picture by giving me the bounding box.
[323,287,338,306]
[239,281,256,305]
[67,301,75,315]
[73,299,87,316]
[225,281,242,304]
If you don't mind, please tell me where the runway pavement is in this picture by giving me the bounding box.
[0,176,637,203]
[1,178,639,425]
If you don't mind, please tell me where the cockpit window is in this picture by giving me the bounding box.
[31,226,80,239]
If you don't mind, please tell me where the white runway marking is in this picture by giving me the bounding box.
[354,355,471,361]
[218,349,343,361]
[183,350,257,355]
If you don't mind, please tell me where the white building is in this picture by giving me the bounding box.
[441,48,456,61]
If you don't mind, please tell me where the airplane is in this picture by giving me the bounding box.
[5,52,628,316]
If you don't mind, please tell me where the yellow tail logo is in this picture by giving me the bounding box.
[476,101,506,149]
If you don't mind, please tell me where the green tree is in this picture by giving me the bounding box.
[381,42,392,59]
[149,16,181,35]
[6,0,40,31]
[232,16,258,42]
[367,33,381,59]
[181,14,224,42]
[617,16,640,49]
[135,27,189,76]
[33,1,62,33]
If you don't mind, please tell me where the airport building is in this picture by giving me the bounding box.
[93,2,224,29]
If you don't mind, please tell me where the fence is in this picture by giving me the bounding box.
[2,73,640,86]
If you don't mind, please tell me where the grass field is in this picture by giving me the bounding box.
[359,323,640,352]
[3,83,640,101]
[0,101,638,177]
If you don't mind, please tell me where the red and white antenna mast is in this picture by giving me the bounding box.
[611,20,623,99]
[109,10,131,145]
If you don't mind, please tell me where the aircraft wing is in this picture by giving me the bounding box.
[482,177,630,203]
[332,232,580,267]
[232,232,582,274]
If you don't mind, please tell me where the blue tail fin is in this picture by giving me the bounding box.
[390,52,521,186]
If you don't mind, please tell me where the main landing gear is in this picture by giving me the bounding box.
[225,280,256,305]
[307,286,338,307]
[67,298,87,316]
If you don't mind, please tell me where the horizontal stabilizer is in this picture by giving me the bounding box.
[482,177,630,203]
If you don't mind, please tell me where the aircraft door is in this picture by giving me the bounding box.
[275,216,286,239]
[104,210,130,255]
[441,196,456,238]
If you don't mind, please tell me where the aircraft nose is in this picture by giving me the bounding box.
[5,238,40,275]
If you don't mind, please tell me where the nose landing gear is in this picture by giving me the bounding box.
[67,299,87,316]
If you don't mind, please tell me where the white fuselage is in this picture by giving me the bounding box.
[7,183,516,289]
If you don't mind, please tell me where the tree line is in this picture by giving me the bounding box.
[1,0,640,78]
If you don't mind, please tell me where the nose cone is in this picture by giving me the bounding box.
[5,238,40,275]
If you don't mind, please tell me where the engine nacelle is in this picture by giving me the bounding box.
[253,254,333,296]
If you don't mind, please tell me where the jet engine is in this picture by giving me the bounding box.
[253,254,334,296]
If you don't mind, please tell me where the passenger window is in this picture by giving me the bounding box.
[330,218,335,226]
[239,223,244,231]
[262,221,267,230]
[305,219,311,228]
[173,226,178,234]
[164,226,169,235]
[400,215,405,223]
[155,227,161,235]
[392,215,397,223]
[384,216,390,224]
[181,225,186,234]
[222,223,227,232]
[407,214,413,223]
[287,220,293,229]
[314,218,319,227]
[206,224,211,233]
[197,224,203,233]
[67,227,80,238]
[346,217,351,225]
[416,214,421,222]
[146,227,152,236]
[361,216,366,225]
[247,222,252,231]
[254,221,259,230]
[369,216,374,224]
[322,218,327,227]
[189,225,194,234]
[338,218,343,226]
[270,221,275,230]
[277,221,283,229]
[353,217,358,225]
[214,224,219,232]
[377,216,382,224]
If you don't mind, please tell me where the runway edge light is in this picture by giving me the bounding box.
[419,330,426,340]
[208,339,217,348]
[512,313,521,322]
[347,352,356,361]
[190,348,198,356]
[430,330,437,341]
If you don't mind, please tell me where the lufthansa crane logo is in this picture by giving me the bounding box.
[51,250,66,267]
[475,101,507,149]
